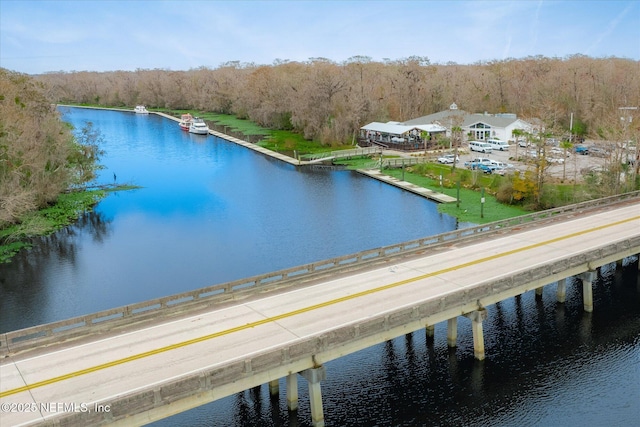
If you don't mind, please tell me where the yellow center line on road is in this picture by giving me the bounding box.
[2,214,639,399]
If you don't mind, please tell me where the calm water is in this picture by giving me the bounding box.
[1,108,638,426]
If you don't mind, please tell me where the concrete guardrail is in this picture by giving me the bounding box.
[1,191,638,357]
[49,234,640,426]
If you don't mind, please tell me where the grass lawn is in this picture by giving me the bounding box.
[383,168,528,223]
[336,157,529,224]
[165,110,352,155]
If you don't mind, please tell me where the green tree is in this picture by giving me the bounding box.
[0,69,102,226]
[450,125,463,173]
[511,128,525,160]
[420,130,430,154]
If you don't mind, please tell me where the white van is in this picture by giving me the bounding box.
[487,138,510,151]
[469,141,493,153]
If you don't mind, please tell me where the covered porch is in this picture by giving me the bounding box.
[359,122,446,151]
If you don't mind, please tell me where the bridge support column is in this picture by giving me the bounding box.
[556,278,567,303]
[616,259,624,270]
[425,324,435,339]
[269,379,279,397]
[464,309,488,360]
[535,286,543,298]
[287,373,298,411]
[301,366,326,427]
[579,270,597,313]
[447,318,458,347]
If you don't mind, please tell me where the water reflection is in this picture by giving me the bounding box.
[1,107,459,332]
[0,210,112,331]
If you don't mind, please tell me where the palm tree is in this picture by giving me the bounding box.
[512,128,525,160]
[451,125,463,173]
[420,130,430,154]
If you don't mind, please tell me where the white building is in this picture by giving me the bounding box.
[402,103,534,142]
[359,121,447,150]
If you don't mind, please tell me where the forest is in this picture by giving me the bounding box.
[34,55,640,145]
[1,55,638,230]
[0,68,102,228]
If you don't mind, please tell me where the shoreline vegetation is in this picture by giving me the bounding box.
[0,184,139,263]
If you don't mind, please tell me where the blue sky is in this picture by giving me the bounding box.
[1,0,638,74]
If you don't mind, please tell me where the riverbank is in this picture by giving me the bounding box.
[59,106,529,225]
[159,108,528,223]
[0,185,137,263]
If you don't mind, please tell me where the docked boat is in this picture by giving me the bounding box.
[189,117,209,135]
[134,105,149,114]
[178,113,193,131]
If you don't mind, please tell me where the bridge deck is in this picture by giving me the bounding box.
[1,203,639,426]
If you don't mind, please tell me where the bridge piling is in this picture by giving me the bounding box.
[287,373,298,411]
[269,379,279,396]
[465,309,488,360]
[425,324,435,339]
[447,318,458,347]
[579,270,597,312]
[556,278,567,303]
[301,366,327,427]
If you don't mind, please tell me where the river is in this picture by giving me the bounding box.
[0,107,638,426]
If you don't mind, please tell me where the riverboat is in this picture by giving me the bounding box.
[189,117,209,135]
[134,105,149,114]
[178,113,193,131]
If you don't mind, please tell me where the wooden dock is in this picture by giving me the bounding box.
[356,169,458,203]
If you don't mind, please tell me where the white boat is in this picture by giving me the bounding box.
[178,113,193,131]
[189,117,209,135]
[134,105,149,114]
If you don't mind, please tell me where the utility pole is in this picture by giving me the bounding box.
[619,107,638,180]
[569,112,573,144]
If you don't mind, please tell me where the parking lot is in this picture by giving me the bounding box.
[456,142,616,181]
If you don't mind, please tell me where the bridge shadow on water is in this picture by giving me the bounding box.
[151,260,640,427]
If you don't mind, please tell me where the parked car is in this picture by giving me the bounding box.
[575,145,589,155]
[478,164,501,174]
[437,154,459,164]
[547,157,565,164]
[487,138,510,151]
[489,160,513,168]
[494,166,512,175]
[464,157,492,169]
[550,147,571,157]
[469,141,493,153]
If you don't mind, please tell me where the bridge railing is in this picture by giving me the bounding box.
[381,157,429,168]
[1,191,638,356]
[47,234,640,426]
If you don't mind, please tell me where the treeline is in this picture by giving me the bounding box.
[0,69,101,226]
[35,55,639,145]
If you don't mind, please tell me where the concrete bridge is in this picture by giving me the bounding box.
[1,194,639,427]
